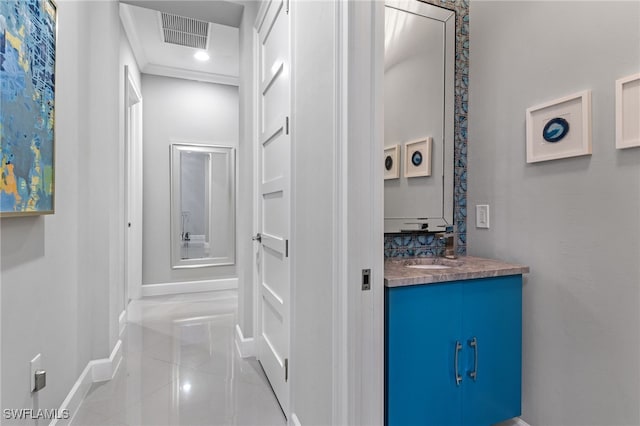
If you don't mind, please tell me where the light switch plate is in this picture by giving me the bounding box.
[476,205,490,229]
[30,353,42,392]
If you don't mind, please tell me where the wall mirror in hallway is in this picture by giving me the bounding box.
[170,143,236,268]
[383,0,455,233]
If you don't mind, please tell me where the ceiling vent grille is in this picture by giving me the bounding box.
[160,12,209,49]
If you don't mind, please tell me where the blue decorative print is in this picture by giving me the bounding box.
[0,0,57,216]
[411,151,423,166]
[543,117,569,143]
[385,155,394,171]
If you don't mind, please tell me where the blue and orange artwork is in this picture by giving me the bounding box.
[0,0,56,216]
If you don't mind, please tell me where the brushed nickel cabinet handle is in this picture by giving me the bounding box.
[468,337,478,381]
[454,341,463,386]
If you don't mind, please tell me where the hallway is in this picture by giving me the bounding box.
[71,292,286,426]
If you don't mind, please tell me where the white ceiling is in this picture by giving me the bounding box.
[120,1,241,85]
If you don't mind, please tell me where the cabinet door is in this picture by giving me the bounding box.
[461,276,522,425]
[386,283,463,426]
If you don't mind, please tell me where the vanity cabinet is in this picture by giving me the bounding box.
[385,275,522,426]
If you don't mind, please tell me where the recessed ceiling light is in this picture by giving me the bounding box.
[194,51,210,61]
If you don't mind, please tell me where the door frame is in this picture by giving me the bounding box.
[250,1,385,424]
[333,1,385,425]
[124,65,143,303]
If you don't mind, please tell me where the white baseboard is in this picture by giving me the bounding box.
[290,412,302,426]
[118,309,127,337]
[141,278,238,297]
[92,340,123,382]
[235,324,255,358]
[52,340,123,426]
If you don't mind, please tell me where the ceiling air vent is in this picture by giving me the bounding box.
[160,12,209,49]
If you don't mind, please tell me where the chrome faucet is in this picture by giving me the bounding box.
[436,225,457,259]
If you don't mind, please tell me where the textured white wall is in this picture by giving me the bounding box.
[468,2,640,424]
[141,75,239,285]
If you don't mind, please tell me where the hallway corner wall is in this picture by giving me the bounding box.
[1,0,122,419]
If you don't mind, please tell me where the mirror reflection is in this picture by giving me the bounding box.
[384,0,454,233]
[171,144,235,268]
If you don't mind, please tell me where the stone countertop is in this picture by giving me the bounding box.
[384,256,529,288]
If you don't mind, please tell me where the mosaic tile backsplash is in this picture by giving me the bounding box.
[384,0,469,259]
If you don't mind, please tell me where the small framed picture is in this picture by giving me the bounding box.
[616,73,640,149]
[404,138,432,178]
[526,90,592,163]
[384,145,400,180]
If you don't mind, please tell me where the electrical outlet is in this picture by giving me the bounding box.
[30,354,42,392]
[476,205,490,229]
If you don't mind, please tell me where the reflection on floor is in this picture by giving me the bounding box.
[71,291,286,426]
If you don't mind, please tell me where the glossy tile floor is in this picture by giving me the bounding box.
[71,291,286,426]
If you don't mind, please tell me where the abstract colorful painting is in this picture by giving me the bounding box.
[0,0,56,217]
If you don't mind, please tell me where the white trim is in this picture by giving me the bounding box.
[234,324,255,358]
[290,412,302,426]
[143,63,239,86]
[92,340,123,382]
[51,340,123,426]
[118,309,127,337]
[141,278,238,297]
[333,1,349,424]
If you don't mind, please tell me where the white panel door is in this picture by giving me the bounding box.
[256,0,290,416]
[125,67,143,302]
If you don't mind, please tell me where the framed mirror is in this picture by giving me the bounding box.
[170,143,235,268]
[384,0,455,233]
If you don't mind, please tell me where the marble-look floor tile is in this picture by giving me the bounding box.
[72,292,286,426]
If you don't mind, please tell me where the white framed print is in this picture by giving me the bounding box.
[404,137,432,178]
[526,90,592,163]
[384,145,400,180]
[616,73,640,149]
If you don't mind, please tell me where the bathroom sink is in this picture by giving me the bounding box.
[402,258,462,269]
[406,264,452,270]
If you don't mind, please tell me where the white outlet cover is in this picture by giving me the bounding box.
[30,353,42,392]
[476,205,490,229]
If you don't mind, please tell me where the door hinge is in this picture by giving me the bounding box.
[285,116,289,135]
[285,239,289,257]
[285,358,289,382]
[285,0,289,15]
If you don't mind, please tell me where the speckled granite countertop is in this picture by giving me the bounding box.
[384,256,529,288]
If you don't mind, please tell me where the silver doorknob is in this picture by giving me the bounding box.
[252,233,262,243]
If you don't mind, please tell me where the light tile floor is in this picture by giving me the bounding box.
[71,291,286,426]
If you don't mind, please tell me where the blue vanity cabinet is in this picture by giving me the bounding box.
[385,275,522,426]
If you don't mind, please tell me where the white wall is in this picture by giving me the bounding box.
[141,75,239,285]
[290,1,337,423]
[1,0,122,420]
[468,2,640,424]
[236,0,258,338]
